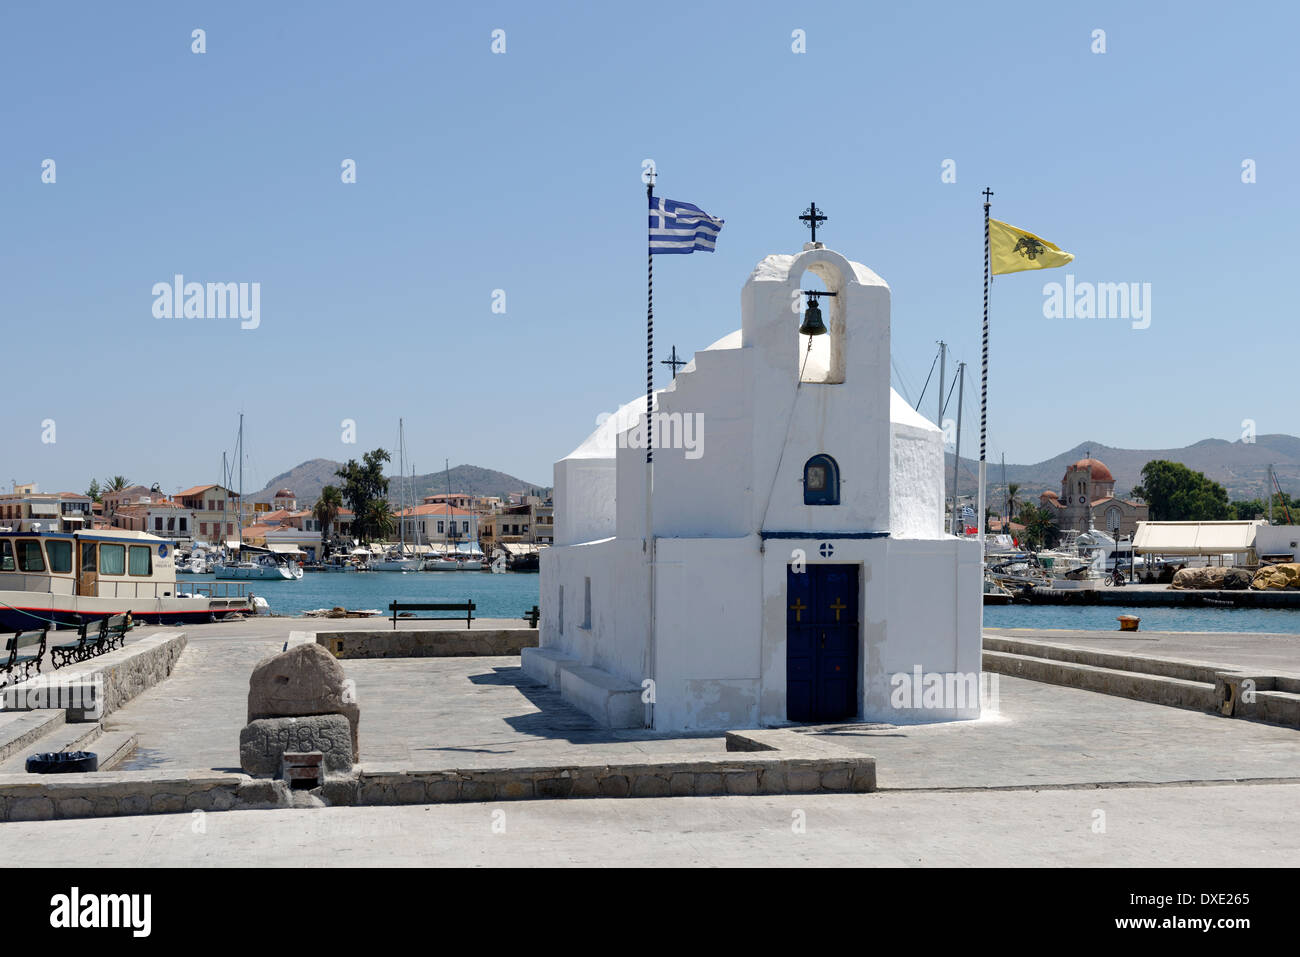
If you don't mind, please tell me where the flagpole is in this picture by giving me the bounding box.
[977,188,991,552]
[644,173,656,729]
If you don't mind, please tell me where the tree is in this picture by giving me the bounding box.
[365,499,395,542]
[1015,503,1061,550]
[1006,482,1021,521]
[335,449,391,543]
[1132,460,1230,521]
[313,485,343,557]
[102,475,130,493]
[85,478,102,503]
[1230,492,1298,523]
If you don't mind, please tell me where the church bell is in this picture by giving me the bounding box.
[799,295,828,337]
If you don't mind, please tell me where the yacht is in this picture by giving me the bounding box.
[213,547,304,581]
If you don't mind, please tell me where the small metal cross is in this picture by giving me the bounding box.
[800,203,828,243]
[661,345,687,379]
[982,187,994,205]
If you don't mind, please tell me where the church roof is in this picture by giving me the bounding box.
[1066,457,1114,483]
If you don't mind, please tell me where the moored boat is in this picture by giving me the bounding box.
[0,528,255,628]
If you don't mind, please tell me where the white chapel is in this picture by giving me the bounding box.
[522,242,983,731]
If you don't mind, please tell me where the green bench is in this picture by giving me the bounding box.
[51,613,131,667]
[1,629,48,686]
[389,601,475,629]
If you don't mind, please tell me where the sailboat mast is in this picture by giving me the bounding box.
[237,413,243,548]
[398,419,405,550]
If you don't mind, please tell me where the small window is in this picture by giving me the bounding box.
[0,540,14,572]
[46,540,73,574]
[803,454,841,506]
[558,585,565,634]
[128,545,152,576]
[81,543,97,572]
[582,577,592,629]
[437,521,445,534]
[16,540,45,572]
[100,543,126,575]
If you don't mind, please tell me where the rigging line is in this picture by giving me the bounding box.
[890,356,914,406]
[758,338,815,535]
[913,348,940,412]
[941,369,959,418]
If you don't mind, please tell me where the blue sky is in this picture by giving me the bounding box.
[3,1,1296,496]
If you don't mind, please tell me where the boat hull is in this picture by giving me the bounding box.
[0,590,254,630]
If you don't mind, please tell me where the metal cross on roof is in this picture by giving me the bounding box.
[800,203,828,243]
[661,345,687,379]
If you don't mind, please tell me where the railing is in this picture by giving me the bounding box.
[99,579,250,600]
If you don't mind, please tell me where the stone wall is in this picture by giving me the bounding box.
[316,629,538,659]
[0,729,876,820]
[1,632,187,721]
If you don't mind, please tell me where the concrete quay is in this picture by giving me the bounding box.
[1,616,1298,867]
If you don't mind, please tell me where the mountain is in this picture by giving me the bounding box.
[945,434,1300,504]
[247,459,550,506]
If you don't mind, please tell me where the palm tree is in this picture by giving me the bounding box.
[1006,482,1021,524]
[364,500,395,544]
[102,475,130,493]
[313,485,343,558]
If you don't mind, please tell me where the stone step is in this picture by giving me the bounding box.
[0,721,103,774]
[0,709,66,764]
[982,649,1219,712]
[93,731,139,771]
[983,635,1222,684]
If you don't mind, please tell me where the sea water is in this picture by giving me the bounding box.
[984,603,1300,634]
[188,571,541,620]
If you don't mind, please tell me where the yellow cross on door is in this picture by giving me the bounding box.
[829,598,846,621]
[789,598,807,622]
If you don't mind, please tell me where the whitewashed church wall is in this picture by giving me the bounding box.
[870,537,983,723]
[651,537,762,729]
[553,457,616,546]
[742,249,892,535]
[538,538,650,687]
[890,423,945,539]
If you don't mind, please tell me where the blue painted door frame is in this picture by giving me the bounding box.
[786,563,859,722]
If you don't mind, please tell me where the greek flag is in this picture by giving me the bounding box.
[649,196,724,254]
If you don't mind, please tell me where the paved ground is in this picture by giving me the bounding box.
[990,627,1300,675]
[112,622,719,772]
[810,675,1300,789]
[8,619,1300,866]
[7,783,1298,866]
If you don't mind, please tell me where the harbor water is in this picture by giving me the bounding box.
[186,571,541,620]
[984,603,1300,634]
[194,571,1300,633]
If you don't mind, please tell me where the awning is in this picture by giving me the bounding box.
[1133,521,1263,555]
[267,543,307,555]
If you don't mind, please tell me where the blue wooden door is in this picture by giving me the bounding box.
[786,563,859,722]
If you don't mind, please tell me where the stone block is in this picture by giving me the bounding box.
[247,642,360,760]
[240,715,353,776]
[598,774,630,797]
[11,797,54,821]
[723,770,758,795]
[632,774,670,797]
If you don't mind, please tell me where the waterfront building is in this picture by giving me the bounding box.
[175,484,240,545]
[113,498,193,545]
[0,485,93,533]
[527,242,982,731]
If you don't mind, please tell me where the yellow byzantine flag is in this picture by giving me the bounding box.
[988,218,1074,275]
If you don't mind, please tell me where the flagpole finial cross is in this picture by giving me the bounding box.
[982,187,994,204]
[799,203,828,244]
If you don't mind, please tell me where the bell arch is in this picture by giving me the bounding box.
[796,264,846,384]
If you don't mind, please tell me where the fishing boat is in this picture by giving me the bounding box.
[0,527,254,629]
